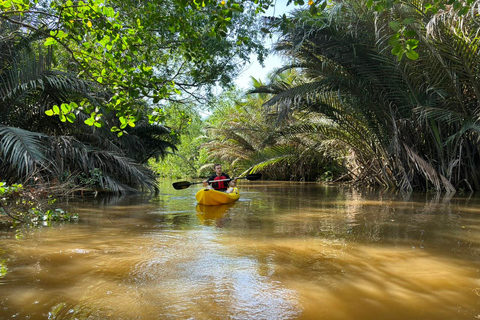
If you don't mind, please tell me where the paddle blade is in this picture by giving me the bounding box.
[172,181,192,190]
[244,173,262,181]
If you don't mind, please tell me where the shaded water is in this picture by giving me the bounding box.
[1,180,480,319]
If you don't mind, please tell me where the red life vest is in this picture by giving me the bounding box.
[212,175,229,190]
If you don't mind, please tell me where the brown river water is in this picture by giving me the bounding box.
[1,180,480,319]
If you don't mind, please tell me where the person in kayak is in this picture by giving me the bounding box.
[203,164,237,193]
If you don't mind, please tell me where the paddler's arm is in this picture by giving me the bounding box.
[228,177,238,188]
[202,176,212,187]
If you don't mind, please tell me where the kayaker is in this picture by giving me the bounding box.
[203,164,237,193]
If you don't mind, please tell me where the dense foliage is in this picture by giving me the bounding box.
[248,0,480,191]
[0,24,175,192]
[0,0,271,131]
[202,84,345,181]
[2,0,478,194]
[149,104,208,179]
[0,0,272,193]
[0,182,78,226]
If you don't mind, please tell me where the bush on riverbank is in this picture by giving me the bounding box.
[0,182,78,227]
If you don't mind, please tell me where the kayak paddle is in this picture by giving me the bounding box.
[172,173,262,190]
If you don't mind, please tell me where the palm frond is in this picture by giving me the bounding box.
[89,150,158,193]
[403,143,455,192]
[0,125,51,181]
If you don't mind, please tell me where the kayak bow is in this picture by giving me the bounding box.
[195,187,240,206]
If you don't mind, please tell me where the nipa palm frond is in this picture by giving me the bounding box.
[0,125,52,181]
[89,150,159,193]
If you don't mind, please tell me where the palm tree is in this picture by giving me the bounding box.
[251,0,480,192]
[0,22,176,193]
[203,84,344,181]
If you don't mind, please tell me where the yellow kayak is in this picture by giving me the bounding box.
[195,187,240,206]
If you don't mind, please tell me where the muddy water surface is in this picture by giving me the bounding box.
[1,181,480,319]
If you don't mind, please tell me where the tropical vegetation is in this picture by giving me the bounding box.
[0,0,271,196]
[0,182,78,226]
[0,20,175,193]
[201,84,345,181]
[208,0,480,192]
[2,0,479,225]
[0,0,273,224]
[148,104,209,179]
[0,0,271,129]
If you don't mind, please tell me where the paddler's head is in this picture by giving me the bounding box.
[214,164,222,176]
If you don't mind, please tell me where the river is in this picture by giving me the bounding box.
[1,180,479,319]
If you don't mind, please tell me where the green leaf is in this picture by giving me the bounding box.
[391,43,404,56]
[56,30,67,39]
[375,3,385,12]
[61,103,70,114]
[404,30,417,37]
[103,6,114,17]
[458,6,469,15]
[45,110,54,116]
[44,37,56,46]
[388,34,400,47]
[405,49,419,60]
[85,117,95,126]
[52,105,60,115]
[389,21,401,32]
[66,113,76,123]
[0,0,12,9]
[405,38,419,50]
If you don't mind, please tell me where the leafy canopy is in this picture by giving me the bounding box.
[0,0,272,134]
[1,0,460,135]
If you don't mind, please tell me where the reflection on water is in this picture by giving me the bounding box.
[1,181,480,319]
[196,204,234,226]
